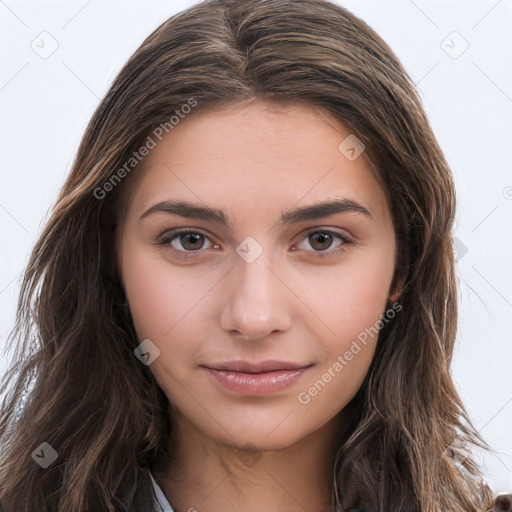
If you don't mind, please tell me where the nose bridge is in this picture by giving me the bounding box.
[220,243,291,339]
[236,248,273,302]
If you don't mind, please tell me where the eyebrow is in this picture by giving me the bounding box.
[139,197,374,226]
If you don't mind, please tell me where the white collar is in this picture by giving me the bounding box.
[149,471,175,512]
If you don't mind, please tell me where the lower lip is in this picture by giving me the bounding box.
[203,367,310,395]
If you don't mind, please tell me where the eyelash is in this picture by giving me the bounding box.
[154,227,353,261]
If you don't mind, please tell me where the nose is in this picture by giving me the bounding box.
[219,251,292,341]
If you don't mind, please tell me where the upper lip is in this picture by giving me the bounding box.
[203,360,312,374]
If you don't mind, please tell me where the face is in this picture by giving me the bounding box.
[117,99,399,451]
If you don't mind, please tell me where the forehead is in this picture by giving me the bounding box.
[124,99,390,224]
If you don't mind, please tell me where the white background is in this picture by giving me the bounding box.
[1,0,511,493]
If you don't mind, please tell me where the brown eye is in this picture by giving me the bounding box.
[309,232,335,251]
[296,229,352,255]
[177,232,206,251]
[155,229,216,252]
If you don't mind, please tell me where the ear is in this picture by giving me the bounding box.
[389,230,409,304]
[388,272,406,304]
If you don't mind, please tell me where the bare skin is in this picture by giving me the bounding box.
[117,98,401,512]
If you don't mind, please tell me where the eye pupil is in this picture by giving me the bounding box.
[309,232,333,251]
[181,233,204,250]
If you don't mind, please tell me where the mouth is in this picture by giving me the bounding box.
[203,360,313,373]
[201,360,314,395]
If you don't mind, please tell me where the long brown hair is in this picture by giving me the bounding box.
[0,0,496,510]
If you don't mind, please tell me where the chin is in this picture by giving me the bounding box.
[201,413,322,452]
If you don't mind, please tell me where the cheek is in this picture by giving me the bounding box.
[123,261,173,341]
[294,245,395,403]
[120,240,205,341]
[301,242,395,341]
[119,242,214,386]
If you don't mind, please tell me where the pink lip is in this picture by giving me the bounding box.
[205,360,311,373]
[202,361,313,395]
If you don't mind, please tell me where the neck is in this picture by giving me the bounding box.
[157,409,350,512]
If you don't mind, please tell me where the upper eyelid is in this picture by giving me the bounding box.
[156,226,354,246]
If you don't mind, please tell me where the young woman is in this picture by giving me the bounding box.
[0,0,499,510]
